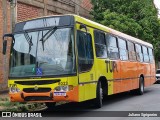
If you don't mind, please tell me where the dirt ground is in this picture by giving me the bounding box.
[0,91,9,110]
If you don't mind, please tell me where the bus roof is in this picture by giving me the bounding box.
[73,14,153,48]
[16,14,153,48]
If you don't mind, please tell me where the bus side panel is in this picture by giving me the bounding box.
[108,81,114,95]
[137,62,144,84]
[132,62,140,89]
[150,63,156,84]
[78,85,85,102]
[113,60,139,93]
[128,61,139,90]
[143,63,151,87]
[84,83,97,101]
[95,59,113,95]
[112,60,121,94]
[68,76,79,102]
[120,61,132,92]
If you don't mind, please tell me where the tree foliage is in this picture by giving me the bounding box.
[91,0,160,61]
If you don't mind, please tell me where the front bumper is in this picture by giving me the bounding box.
[9,86,79,102]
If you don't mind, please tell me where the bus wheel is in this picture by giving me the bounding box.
[45,102,56,110]
[136,77,144,95]
[94,81,103,108]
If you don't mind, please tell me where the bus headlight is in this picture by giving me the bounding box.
[10,86,16,93]
[16,87,20,92]
[54,85,73,92]
[9,85,20,93]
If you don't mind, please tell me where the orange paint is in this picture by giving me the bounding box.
[113,59,155,94]
[9,86,79,102]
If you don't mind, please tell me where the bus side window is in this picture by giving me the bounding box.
[142,46,149,63]
[148,48,154,63]
[106,34,119,59]
[94,30,107,58]
[135,44,143,62]
[77,30,94,72]
[118,38,128,61]
[127,41,136,61]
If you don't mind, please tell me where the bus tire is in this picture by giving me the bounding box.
[94,81,103,108]
[45,102,56,110]
[136,77,144,95]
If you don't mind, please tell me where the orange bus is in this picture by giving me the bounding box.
[3,15,155,108]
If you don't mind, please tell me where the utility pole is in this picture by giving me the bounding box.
[75,0,80,15]
[10,0,17,32]
[1,0,17,90]
[2,0,8,90]
[2,0,7,34]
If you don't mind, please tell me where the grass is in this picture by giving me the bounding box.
[0,97,9,101]
[0,96,46,112]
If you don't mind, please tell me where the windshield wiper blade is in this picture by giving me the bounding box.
[41,31,44,51]
[24,32,33,53]
[39,26,57,51]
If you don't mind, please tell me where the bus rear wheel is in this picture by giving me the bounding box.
[135,77,144,95]
[94,81,103,108]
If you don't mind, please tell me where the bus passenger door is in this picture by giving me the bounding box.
[76,24,96,101]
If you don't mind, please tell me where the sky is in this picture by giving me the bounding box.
[154,0,160,17]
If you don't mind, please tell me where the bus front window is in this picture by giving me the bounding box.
[10,28,75,77]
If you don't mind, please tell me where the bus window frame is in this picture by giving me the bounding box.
[94,30,107,59]
[142,45,150,63]
[135,43,144,63]
[106,33,120,60]
[148,47,154,63]
[118,37,129,61]
[127,40,137,62]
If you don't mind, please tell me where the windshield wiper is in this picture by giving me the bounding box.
[39,26,57,51]
[24,32,33,53]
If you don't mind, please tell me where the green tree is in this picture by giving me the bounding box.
[91,0,160,61]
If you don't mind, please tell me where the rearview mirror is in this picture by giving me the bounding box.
[2,33,14,55]
[79,24,87,33]
[3,40,7,55]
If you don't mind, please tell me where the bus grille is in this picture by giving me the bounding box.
[23,88,51,93]
[24,96,52,101]
[14,80,60,85]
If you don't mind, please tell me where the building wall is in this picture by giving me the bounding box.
[17,0,92,22]
[17,2,41,22]
[81,0,93,11]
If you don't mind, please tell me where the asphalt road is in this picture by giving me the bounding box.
[2,83,160,120]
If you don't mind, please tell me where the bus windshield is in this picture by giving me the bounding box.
[9,27,76,77]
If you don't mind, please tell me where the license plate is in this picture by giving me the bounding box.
[54,92,66,96]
